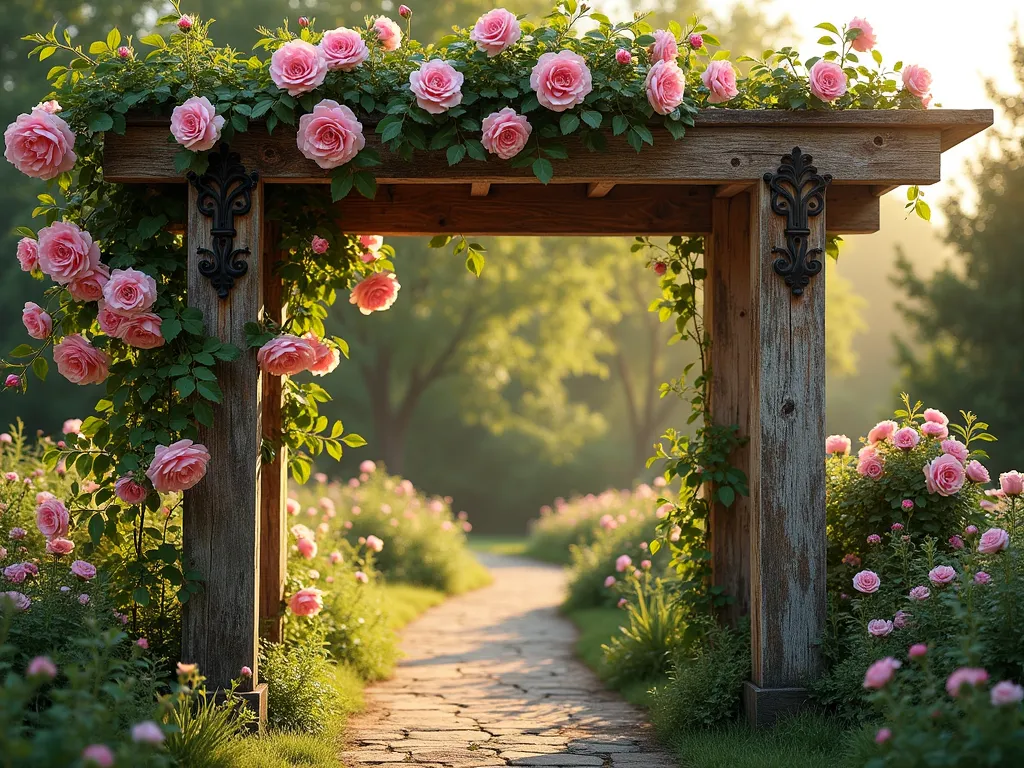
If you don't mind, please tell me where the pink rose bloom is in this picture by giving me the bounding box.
[902,64,933,99]
[616,48,632,65]
[102,268,157,315]
[978,527,1009,554]
[319,28,369,72]
[470,8,521,57]
[289,586,324,616]
[115,475,148,504]
[949,535,965,550]
[645,59,687,115]
[868,420,898,444]
[78,593,90,605]
[120,313,164,349]
[270,39,327,96]
[360,460,376,473]
[296,536,317,559]
[355,570,369,583]
[825,434,851,455]
[924,454,966,497]
[604,575,616,587]
[303,333,340,377]
[848,17,876,52]
[350,272,400,315]
[809,59,847,102]
[54,334,110,385]
[97,303,130,339]
[946,667,989,697]
[4,109,76,180]
[640,560,652,570]
[928,564,957,586]
[991,681,1024,706]
[297,99,365,170]
[373,17,402,51]
[852,569,880,594]
[999,470,1024,496]
[169,96,225,151]
[366,534,384,552]
[27,655,57,678]
[966,460,990,483]
[145,439,210,493]
[863,657,901,689]
[923,408,948,425]
[257,334,316,376]
[35,497,69,538]
[69,262,110,302]
[940,439,969,463]
[615,554,633,573]
[975,571,992,585]
[16,238,38,271]
[37,221,100,285]
[35,100,61,114]
[311,235,329,254]
[240,664,252,676]
[9,528,27,540]
[131,721,164,745]
[481,108,532,160]
[71,560,97,580]
[701,60,739,104]
[81,744,115,767]
[409,59,464,115]
[857,451,884,480]
[4,563,28,583]
[22,302,52,340]
[920,421,948,438]
[531,50,593,112]
[909,585,930,600]
[359,235,383,256]
[650,29,679,62]
[893,427,921,450]
[46,538,74,555]
[875,728,891,745]
[867,619,893,637]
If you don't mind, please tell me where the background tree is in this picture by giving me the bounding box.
[893,33,1024,472]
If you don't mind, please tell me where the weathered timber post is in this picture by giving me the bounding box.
[259,219,288,643]
[182,144,268,722]
[704,192,753,623]
[742,148,829,725]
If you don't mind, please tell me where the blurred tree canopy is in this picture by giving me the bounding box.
[894,34,1024,474]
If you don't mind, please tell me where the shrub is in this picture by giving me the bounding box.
[602,571,686,684]
[163,665,254,768]
[650,617,751,732]
[260,636,340,735]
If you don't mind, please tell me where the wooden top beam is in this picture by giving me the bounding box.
[104,109,991,187]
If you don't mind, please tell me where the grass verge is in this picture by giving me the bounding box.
[566,607,856,768]
[241,581,449,768]
[467,535,531,557]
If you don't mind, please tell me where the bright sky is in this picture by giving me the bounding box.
[609,0,1023,210]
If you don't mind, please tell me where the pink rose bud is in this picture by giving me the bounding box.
[653,262,667,276]
[867,534,881,545]
[617,598,627,608]
[117,46,131,59]
[399,5,412,18]
[298,16,310,28]
[689,33,704,49]
[27,655,57,678]
[604,575,616,588]
[974,571,992,585]
[999,470,1024,496]
[902,499,914,511]
[311,235,329,254]
[965,525,979,536]
[240,665,253,677]
[891,522,904,531]
[5,375,20,388]
[909,643,928,658]
[875,728,891,744]
[949,535,965,550]
[615,48,632,65]
[137,637,149,649]
[177,15,192,31]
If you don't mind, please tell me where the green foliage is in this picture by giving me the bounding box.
[260,636,340,735]
[650,617,751,731]
[163,666,254,768]
[602,571,686,683]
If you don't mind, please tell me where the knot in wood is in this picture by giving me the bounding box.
[782,398,796,416]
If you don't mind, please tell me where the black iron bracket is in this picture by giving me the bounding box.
[763,147,832,297]
[187,145,260,299]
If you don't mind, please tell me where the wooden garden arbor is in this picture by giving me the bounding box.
[104,108,991,726]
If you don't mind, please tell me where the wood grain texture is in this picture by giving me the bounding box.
[258,221,287,644]
[586,182,616,198]
[704,194,753,623]
[470,182,491,197]
[104,123,954,186]
[182,179,264,692]
[747,181,827,689]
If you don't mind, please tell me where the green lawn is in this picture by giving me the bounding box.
[565,607,856,768]
[467,535,531,557]
[243,582,450,768]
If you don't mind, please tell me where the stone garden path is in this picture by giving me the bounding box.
[342,553,677,768]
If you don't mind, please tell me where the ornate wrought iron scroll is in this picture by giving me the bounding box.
[187,145,260,299]
[762,147,832,297]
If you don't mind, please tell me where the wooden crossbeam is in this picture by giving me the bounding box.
[586,182,616,198]
[470,182,491,197]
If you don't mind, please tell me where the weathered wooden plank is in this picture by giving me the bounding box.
[704,194,753,623]
[321,183,876,236]
[182,176,265,697]
[586,181,616,198]
[259,221,288,644]
[747,180,827,693]
[714,182,750,198]
[104,124,946,186]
